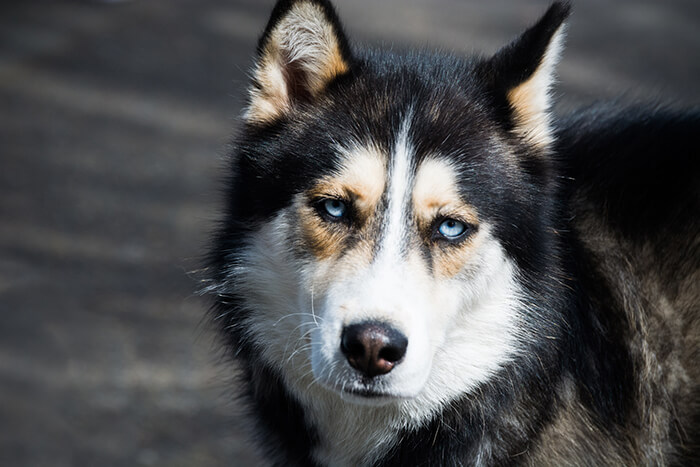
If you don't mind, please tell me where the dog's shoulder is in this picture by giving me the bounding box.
[553,105,700,464]
[556,105,699,236]
[556,104,699,292]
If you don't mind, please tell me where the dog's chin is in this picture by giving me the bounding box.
[338,388,399,406]
[316,376,421,407]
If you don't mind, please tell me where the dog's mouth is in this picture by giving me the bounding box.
[343,386,389,398]
[324,377,387,395]
[337,384,400,406]
[317,373,410,406]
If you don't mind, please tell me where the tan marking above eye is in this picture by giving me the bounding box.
[297,145,386,260]
[412,157,479,232]
[310,146,386,222]
[412,157,482,279]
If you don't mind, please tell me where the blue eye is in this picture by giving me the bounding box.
[437,218,467,239]
[323,199,347,219]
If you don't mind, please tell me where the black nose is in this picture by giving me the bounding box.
[340,321,408,377]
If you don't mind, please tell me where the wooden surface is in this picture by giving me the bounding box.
[0,1,698,466]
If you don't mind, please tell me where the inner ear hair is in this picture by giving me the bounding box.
[482,1,571,148]
[245,0,353,125]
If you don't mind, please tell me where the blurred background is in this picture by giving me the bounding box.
[0,0,698,466]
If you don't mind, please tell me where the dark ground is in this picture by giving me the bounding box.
[0,1,698,466]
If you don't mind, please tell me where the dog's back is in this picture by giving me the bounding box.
[557,107,700,464]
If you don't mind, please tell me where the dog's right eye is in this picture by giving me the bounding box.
[317,198,348,222]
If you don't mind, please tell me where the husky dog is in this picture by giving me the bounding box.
[204,0,699,464]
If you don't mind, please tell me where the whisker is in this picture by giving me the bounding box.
[281,319,319,358]
[310,284,320,326]
[285,344,313,365]
[273,312,323,327]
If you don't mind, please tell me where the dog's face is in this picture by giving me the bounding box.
[294,130,523,404]
[217,0,568,414]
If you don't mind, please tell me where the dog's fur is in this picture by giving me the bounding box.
[204,1,700,465]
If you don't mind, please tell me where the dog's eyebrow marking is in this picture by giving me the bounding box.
[413,157,481,279]
[412,157,478,224]
[377,114,415,261]
[299,145,386,261]
[309,144,386,220]
[334,144,386,212]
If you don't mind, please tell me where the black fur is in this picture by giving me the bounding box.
[206,1,699,465]
[558,105,700,242]
[476,1,570,131]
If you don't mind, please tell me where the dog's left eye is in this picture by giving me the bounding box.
[320,198,347,220]
[436,218,468,240]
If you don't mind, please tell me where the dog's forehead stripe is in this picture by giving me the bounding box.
[377,116,415,262]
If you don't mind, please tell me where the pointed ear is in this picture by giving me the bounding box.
[479,2,571,148]
[244,0,353,125]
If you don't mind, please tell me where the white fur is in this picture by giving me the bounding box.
[308,115,433,401]
[214,127,524,464]
[379,114,414,260]
[225,216,522,466]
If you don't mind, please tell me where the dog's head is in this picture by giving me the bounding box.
[214,0,569,412]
